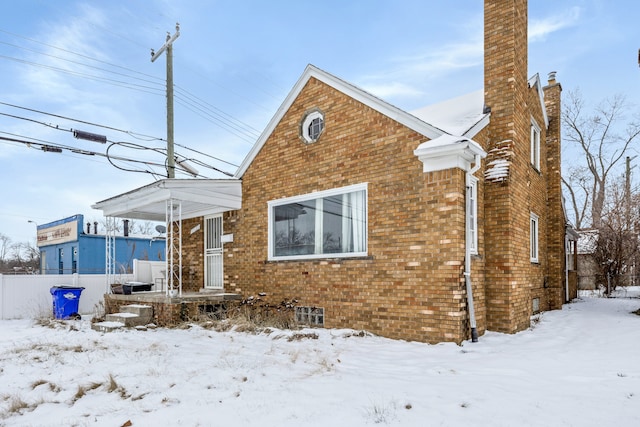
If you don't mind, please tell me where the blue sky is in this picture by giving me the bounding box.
[1,0,639,246]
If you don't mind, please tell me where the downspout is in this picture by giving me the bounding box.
[564,232,570,303]
[465,154,482,342]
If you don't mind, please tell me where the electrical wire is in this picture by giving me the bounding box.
[0,101,163,141]
[173,142,239,168]
[0,108,239,172]
[0,111,73,133]
[0,30,263,169]
[174,85,261,136]
[0,31,264,145]
[0,132,168,173]
[0,28,163,84]
[174,97,255,145]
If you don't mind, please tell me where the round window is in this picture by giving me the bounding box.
[301,109,324,143]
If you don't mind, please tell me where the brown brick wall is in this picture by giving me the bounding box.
[176,0,566,343]
[543,78,565,308]
[482,0,565,331]
[180,217,205,292]
[222,77,478,343]
[484,0,538,332]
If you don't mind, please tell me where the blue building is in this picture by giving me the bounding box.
[36,214,165,274]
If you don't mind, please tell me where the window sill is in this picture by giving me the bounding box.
[265,255,374,264]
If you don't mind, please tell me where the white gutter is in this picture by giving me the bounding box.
[465,154,482,342]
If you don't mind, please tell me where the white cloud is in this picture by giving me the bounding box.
[360,81,424,100]
[529,7,582,42]
[356,35,483,102]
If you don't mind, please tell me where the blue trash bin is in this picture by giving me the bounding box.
[50,286,84,319]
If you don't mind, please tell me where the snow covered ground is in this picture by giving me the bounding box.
[1,289,639,427]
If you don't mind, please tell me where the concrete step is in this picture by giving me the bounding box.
[105,312,147,327]
[102,304,153,328]
[91,321,125,333]
[94,304,154,332]
[121,304,153,318]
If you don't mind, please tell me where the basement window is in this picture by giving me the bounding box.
[532,297,540,314]
[295,306,325,326]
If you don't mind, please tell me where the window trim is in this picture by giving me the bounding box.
[530,118,541,171]
[300,109,325,143]
[467,176,478,255]
[267,183,368,261]
[530,212,539,263]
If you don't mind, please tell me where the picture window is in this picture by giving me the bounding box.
[268,183,367,261]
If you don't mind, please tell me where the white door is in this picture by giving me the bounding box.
[204,215,224,289]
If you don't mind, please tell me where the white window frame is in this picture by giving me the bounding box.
[268,183,368,261]
[530,118,541,171]
[467,176,478,255]
[301,110,324,143]
[530,212,539,263]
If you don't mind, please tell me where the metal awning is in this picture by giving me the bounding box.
[91,178,242,221]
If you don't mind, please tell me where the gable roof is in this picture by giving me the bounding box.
[234,64,484,178]
[528,73,550,128]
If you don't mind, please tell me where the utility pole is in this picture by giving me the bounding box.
[625,156,637,230]
[151,23,180,178]
[626,155,637,286]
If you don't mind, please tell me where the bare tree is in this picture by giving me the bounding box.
[591,177,640,294]
[562,89,640,228]
[96,217,157,236]
[0,232,11,262]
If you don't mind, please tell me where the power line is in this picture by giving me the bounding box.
[0,107,240,170]
[0,53,165,95]
[174,97,256,144]
[0,31,264,146]
[173,142,238,168]
[0,101,163,141]
[0,53,259,145]
[0,40,165,87]
[1,127,234,179]
[174,84,262,135]
[0,28,164,84]
[0,132,164,171]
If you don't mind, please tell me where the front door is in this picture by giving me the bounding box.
[204,215,223,289]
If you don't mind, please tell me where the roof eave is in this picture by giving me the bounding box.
[235,64,445,178]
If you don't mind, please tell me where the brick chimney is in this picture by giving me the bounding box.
[483,0,532,333]
[543,71,564,309]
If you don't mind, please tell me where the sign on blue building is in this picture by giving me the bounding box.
[36,214,165,274]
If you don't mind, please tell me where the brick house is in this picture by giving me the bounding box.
[94,0,573,343]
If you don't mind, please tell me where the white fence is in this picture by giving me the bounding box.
[0,273,134,320]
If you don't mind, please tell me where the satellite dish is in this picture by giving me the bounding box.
[155,225,167,234]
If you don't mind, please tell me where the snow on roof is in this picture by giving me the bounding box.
[410,90,488,137]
